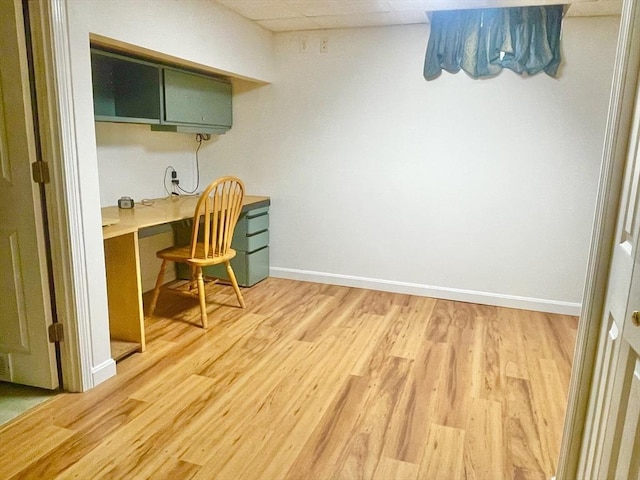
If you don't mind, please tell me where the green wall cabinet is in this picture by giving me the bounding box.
[91,50,161,124]
[174,202,270,287]
[161,69,232,131]
[91,47,232,134]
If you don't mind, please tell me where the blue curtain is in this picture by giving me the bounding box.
[424,5,563,80]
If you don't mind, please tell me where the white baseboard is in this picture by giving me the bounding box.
[270,267,581,316]
[91,358,117,389]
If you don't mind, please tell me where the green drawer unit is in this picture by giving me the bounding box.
[174,203,270,287]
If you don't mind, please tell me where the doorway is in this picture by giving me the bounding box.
[0,0,61,397]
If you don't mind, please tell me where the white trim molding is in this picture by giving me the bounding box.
[91,358,117,386]
[31,0,96,392]
[271,267,581,316]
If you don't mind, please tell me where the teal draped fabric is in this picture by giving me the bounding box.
[424,5,563,80]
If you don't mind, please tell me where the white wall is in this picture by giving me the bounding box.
[207,17,619,313]
[65,0,275,386]
[93,16,619,314]
[70,0,275,82]
[95,123,204,205]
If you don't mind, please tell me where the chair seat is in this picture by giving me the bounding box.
[157,243,237,267]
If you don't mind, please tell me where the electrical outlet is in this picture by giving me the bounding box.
[320,38,329,53]
[171,170,179,185]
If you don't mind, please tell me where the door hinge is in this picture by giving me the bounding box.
[48,323,64,343]
[32,161,50,184]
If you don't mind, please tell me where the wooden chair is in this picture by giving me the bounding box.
[148,176,246,328]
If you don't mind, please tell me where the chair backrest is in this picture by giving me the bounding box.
[190,176,245,259]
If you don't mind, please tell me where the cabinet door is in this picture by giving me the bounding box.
[91,50,161,123]
[163,68,232,127]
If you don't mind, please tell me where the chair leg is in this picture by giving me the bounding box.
[189,265,198,293]
[196,267,208,328]
[226,261,245,308]
[148,259,167,316]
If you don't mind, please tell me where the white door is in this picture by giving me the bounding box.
[603,67,640,476]
[577,9,640,477]
[0,0,58,389]
[611,249,640,477]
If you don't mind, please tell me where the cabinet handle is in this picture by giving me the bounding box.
[633,311,640,327]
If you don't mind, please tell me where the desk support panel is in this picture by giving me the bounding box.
[104,232,145,353]
[101,195,269,360]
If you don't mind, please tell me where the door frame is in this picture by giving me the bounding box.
[27,0,95,392]
[556,0,640,477]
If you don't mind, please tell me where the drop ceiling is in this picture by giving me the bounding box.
[215,0,622,32]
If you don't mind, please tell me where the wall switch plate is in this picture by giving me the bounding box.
[300,38,309,54]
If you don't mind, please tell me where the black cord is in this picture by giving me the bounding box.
[163,166,177,196]
[177,135,203,195]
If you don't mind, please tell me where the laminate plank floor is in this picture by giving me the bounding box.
[0,277,578,479]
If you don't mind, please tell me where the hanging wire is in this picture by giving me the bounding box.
[177,134,205,195]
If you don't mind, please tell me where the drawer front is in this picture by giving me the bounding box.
[234,230,269,253]
[246,213,269,235]
[177,247,269,287]
[246,206,269,218]
[244,246,269,286]
[234,212,269,238]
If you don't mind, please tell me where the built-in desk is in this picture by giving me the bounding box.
[102,194,270,360]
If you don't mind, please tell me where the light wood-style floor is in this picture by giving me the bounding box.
[0,277,577,480]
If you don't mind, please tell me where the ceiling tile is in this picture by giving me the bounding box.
[387,0,434,11]
[284,0,391,17]
[257,16,324,31]
[217,0,301,20]
[566,0,622,16]
[394,10,430,23]
[215,0,622,32]
[313,11,403,28]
